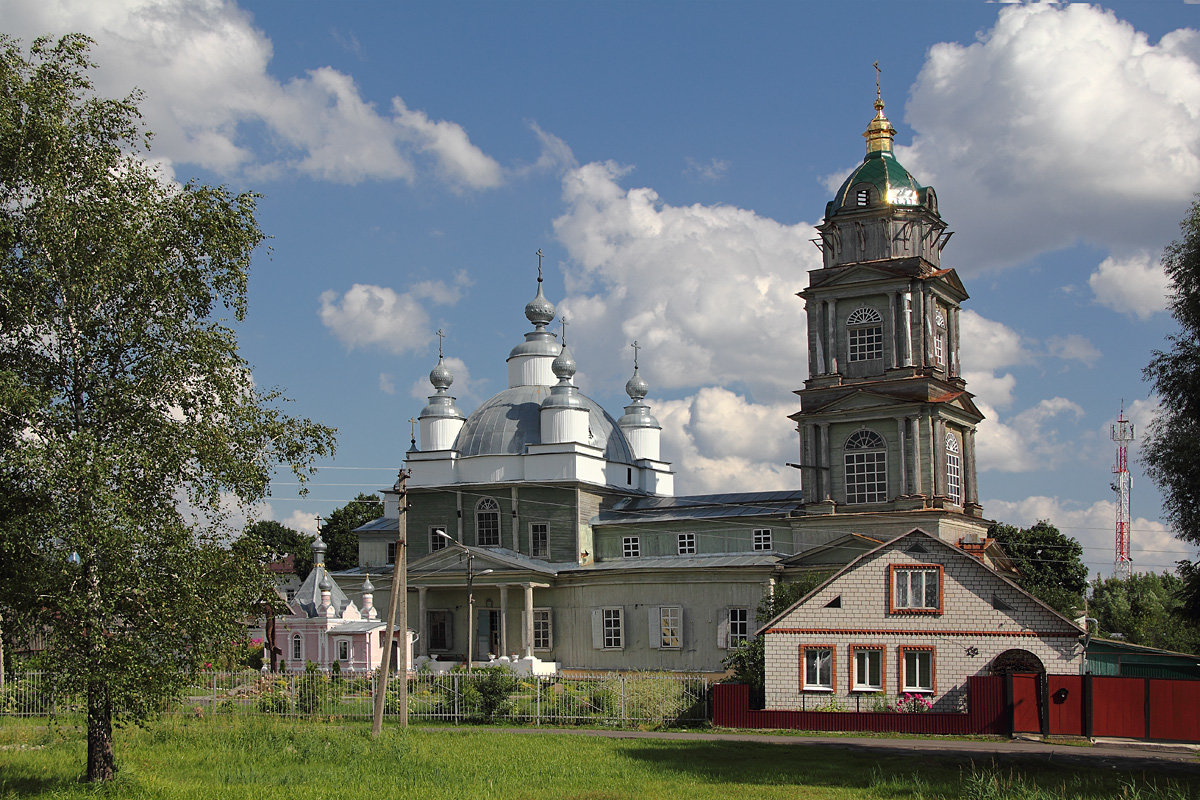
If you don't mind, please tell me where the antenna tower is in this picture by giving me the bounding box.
[1111,403,1134,579]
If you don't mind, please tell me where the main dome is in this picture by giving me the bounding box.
[453,385,637,463]
[829,149,929,214]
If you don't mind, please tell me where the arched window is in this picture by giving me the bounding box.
[933,307,947,368]
[856,187,870,207]
[476,497,500,547]
[291,633,302,663]
[946,433,962,506]
[847,307,883,363]
[844,430,887,504]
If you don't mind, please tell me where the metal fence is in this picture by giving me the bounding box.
[1,670,711,728]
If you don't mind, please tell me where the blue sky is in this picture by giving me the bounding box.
[6,1,1200,575]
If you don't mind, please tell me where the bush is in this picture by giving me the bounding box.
[466,667,519,722]
[256,677,292,715]
[896,693,933,713]
[296,668,338,716]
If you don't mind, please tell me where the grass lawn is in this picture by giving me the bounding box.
[1,718,1197,799]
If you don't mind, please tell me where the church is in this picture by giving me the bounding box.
[315,89,1045,678]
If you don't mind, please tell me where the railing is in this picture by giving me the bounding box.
[1,670,710,728]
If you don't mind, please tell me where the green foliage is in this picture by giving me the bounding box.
[988,521,1087,615]
[320,493,383,571]
[0,35,336,780]
[1091,572,1200,653]
[236,519,315,579]
[1145,197,1200,621]
[723,572,834,690]
[296,665,338,716]
[255,678,292,715]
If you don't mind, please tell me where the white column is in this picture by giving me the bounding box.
[523,584,535,658]
[511,487,520,551]
[933,418,945,497]
[909,416,922,496]
[819,423,832,501]
[498,584,509,657]
[417,586,428,657]
[826,298,838,373]
[812,301,826,375]
[965,429,979,505]
[901,288,914,367]
[951,307,961,378]
[886,292,897,369]
[896,417,908,495]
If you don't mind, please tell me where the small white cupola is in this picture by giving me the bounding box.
[507,255,561,388]
[418,329,466,451]
[360,574,377,621]
[540,319,590,445]
[617,340,662,461]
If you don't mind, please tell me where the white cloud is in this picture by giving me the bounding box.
[2,0,502,187]
[960,310,1027,372]
[684,157,730,182]
[319,278,464,355]
[379,373,396,395]
[279,509,319,536]
[985,495,1194,577]
[901,4,1200,269]
[1046,334,1101,367]
[1089,252,1171,320]
[976,396,1086,473]
[656,388,799,495]
[553,160,818,399]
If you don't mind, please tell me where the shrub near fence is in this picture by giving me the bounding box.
[1,670,710,729]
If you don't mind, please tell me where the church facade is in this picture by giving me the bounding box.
[325,91,1024,677]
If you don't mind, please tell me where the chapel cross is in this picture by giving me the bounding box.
[560,314,568,345]
[536,248,544,282]
[435,328,446,359]
[630,340,640,370]
[409,417,418,445]
[874,61,882,102]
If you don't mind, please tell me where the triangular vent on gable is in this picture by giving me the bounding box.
[992,595,1014,612]
[824,595,842,609]
[904,542,930,554]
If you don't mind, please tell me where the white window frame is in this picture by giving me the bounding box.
[847,307,884,363]
[336,639,350,662]
[475,498,501,547]
[658,606,682,649]
[677,532,696,555]
[728,608,749,648]
[622,536,640,558]
[753,528,772,551]
[602,607,623,649]
[530,522,549,559]
[844,429,888,504]
[934,308,947,368]
[902,648,934,693]
[803,646,834,692]
[853,647,883,692]
[291,633,302,663]
[945,433,962,506]
[533,608,552,651]
[430,526,449,552]
[893,566,941,612]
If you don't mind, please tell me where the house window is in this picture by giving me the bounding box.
[337,639,350,662]
[844,429,887,504]
[677,533,696,555]
[430,526,449,552]
[286,588,296,603]
[946,434,962,506]
[847,307,883,362]
[602,608,623,649]
[623,536,640,558]
[753,528,772,551]
[802,645,834,691]
[530,523,549,559]
[386,541,397,564]
[428,610,452,651]
[475,498,500,546]
[659,606,682,649]
[891,565,943,614]
[900,646,935,693]
[851,646,884,692]
[728,608,749,648]
[291,634,302,662]
[533,609,552,650]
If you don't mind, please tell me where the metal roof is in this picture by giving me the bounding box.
[595,490,803,524]
[354,516,399,534]
[329,621,386,634]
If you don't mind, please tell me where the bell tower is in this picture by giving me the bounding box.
[792,79,984,525]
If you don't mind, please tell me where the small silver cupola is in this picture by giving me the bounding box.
[540,318,590,444]
[508,250,562,388]
[617,340,662,461]
[418,329,467,451]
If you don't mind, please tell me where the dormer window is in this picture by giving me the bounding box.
[856,187,870,207]
[847,307,883,363]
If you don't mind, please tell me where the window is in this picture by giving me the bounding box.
[291,634,302,662]
[428,610,452,651]
[855,187,869,207]
[533,609,552,650]
[286,588,296,603]
[386,541,397,564]
[603,608,623,649]
[677,533,696,555]
[430,527,449,552]
[852,646,884,692]
[728,608,749,648]
[623,536,640,558]
[847,307,883,363]
[337,639,350,662]
[753,528,772,551]
[802,645,834,691]
[891,565,943,614]
[844,429,887,504]
[934,307,947,368]
[900,646,935,693]
[530,523,549,559]
[658,606,682,649]
[475,498,500,546]
[945,434,962,506]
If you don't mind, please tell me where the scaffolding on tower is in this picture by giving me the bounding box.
[1111,403,1134,580]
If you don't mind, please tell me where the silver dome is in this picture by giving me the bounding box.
[453,385,636,463]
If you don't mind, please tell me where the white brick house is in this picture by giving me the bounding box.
[760,529,1084,711]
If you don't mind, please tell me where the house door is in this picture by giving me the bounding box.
[477,609,501,659]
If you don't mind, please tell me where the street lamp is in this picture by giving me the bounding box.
[436,530,494,673]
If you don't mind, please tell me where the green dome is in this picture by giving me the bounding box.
[827,149,931,217]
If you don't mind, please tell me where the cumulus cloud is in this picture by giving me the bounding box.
[553,161,818,398]
[279,509,319,535]
[985,495,1195,576]
[319,276,466,355]
[901,4,1200,270]
[1046,334,1101,367]
[3,0,502,187]
[1089,252,1171,319]
[976,397,1086,473]
[684,157,730,182]
[656,388,799,495]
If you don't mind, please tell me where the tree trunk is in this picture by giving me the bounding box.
[86,682,116,782]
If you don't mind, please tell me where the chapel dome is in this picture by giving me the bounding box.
[828,150,932,216]
[453,384,636,463]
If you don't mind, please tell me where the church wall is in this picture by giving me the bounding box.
[592,517,793,559]
[406,489,460,558]
[515,485,579,560]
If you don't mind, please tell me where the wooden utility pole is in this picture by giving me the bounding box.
[372,469,409,736]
